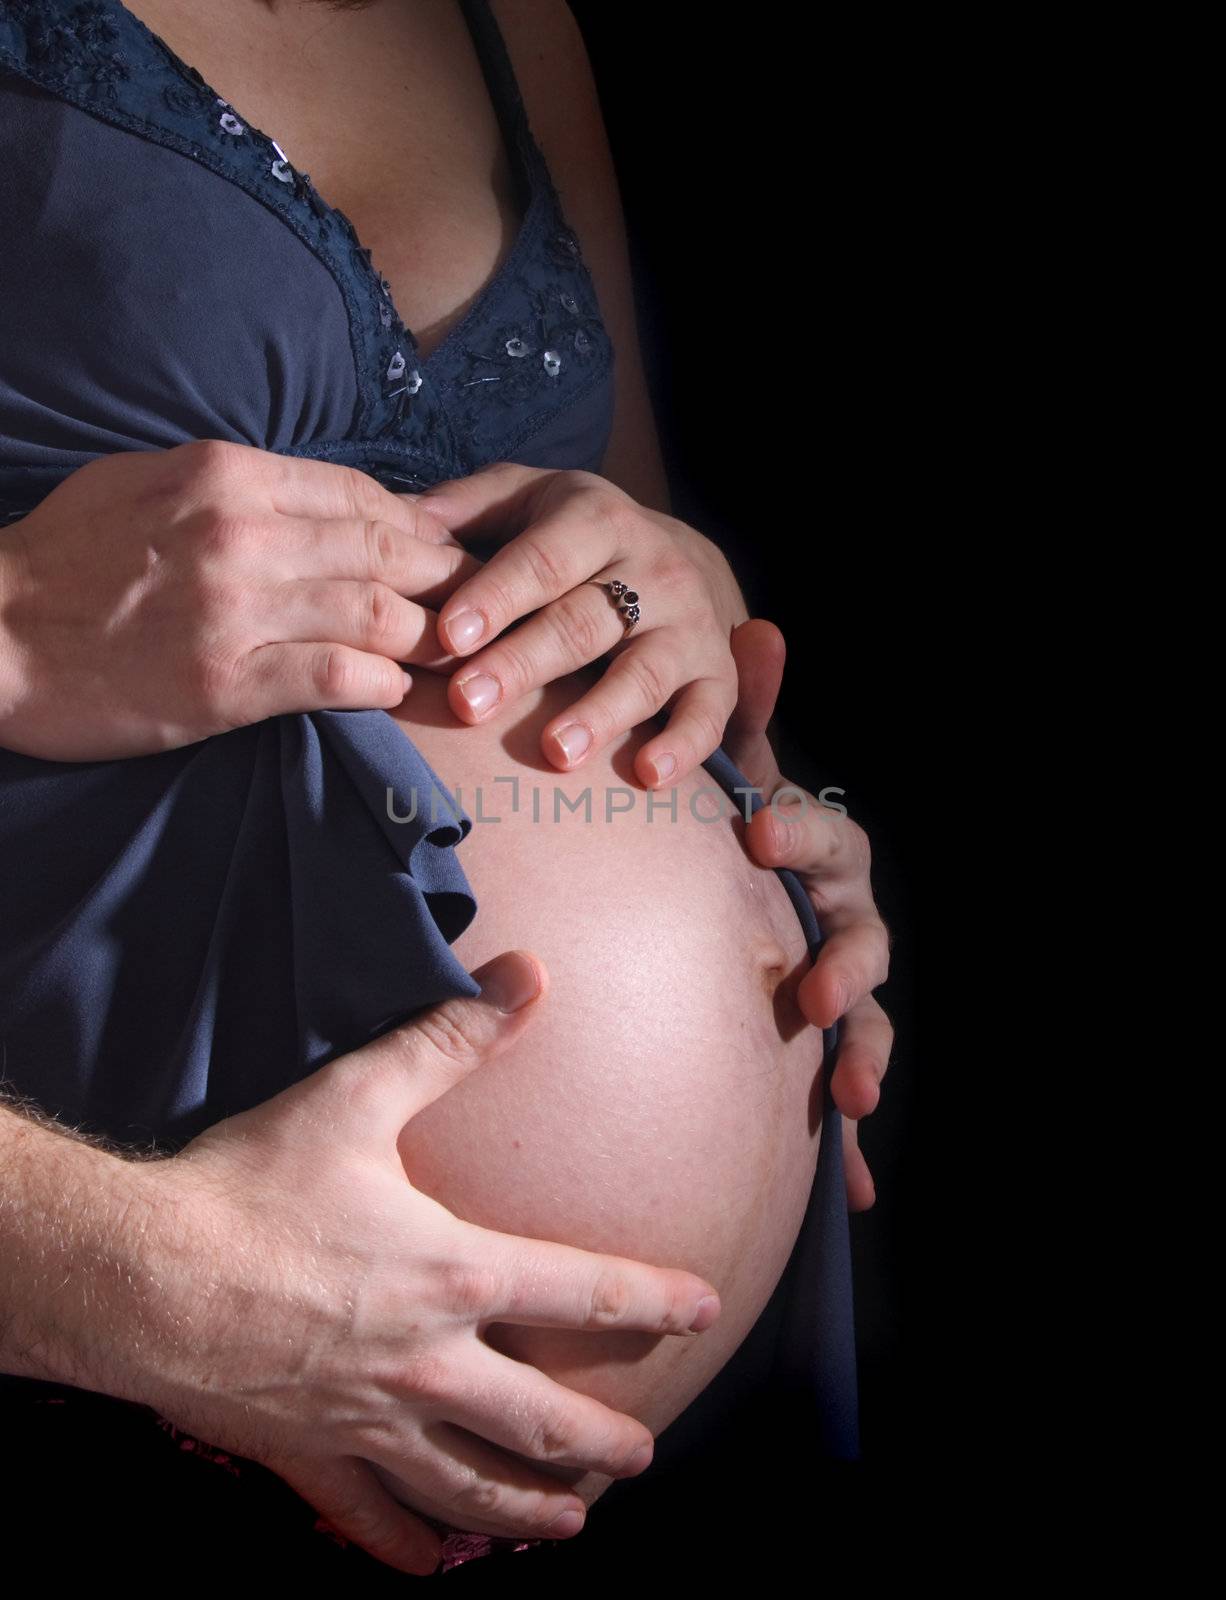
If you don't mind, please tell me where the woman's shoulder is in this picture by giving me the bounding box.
[489,0,672,509]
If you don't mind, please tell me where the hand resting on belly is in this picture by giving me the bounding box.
[389,663,825,1513]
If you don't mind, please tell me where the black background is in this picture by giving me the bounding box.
[5,4,998,1581]
[561,0,979,1563]
[568,0,923,1423]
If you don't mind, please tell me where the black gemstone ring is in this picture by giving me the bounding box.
[591,577,641,634]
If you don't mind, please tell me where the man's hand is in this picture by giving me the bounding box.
[1,951,723,1575]
[724,620,894,1211]
[0,440,481,761]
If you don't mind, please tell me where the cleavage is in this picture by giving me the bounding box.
[117,0,527,364]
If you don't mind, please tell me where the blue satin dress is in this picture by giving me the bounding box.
[0,0,857,1535]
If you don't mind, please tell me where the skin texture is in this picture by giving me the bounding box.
[389,664,825,1509]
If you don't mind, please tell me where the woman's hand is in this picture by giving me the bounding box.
[724,620,894,1212]
[0,439,480,762]
[412,462,750,789]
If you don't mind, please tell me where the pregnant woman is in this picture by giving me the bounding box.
[0,0,893,1578]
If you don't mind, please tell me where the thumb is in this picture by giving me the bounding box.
[276,1455,444,1576]
[724,618,786,792]
[322,950,547,1143]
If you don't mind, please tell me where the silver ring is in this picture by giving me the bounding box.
[591,577,641,634]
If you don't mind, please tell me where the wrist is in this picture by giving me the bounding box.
[0,1110,183,1403]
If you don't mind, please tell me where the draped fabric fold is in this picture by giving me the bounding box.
[0,710,479,1151]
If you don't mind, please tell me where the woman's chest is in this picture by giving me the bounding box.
[118,0,524,362]
[0,0,617,499]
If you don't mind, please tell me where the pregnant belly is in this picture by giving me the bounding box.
[389,667,824,1509]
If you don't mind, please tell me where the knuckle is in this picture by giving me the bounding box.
[178,436,247,484]
[310,646,354,701]
[616,649,671,711]
[580,483,631,537]
[342,462,381,513]
[839,816,873,873]
[412,1006,484,1065]
[398,1349,454,1404]
[483,633,532,695]
[434,1257,498,1320]
[525,1411,574,1463]
[361,580,398,644]
[871,929,893,986]
[547,592,604,663]
[363,519,399,577]
[195,509,253,562]
[586,1272,633,1329]
[517,532,570,595]
[682,698,728,758]
[475,568,517,627]
[456,1478,504,1518]
[559,468,601,496]
[655,545,700,593]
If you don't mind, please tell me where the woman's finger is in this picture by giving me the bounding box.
[842,1118,877,1213]
[743,791,869,888]
[631,675,740,789]
[434,501,624,656]
[446,581,626,724]
[820,992,894,1120]
[533,634,688,772]
[269,579,453,668]
[796,919,892,1033]
[723,619,787,795]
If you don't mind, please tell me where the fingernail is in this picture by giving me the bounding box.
[543,1506,586,1538]
[688,1295,721,1332]
[477,953,541,1013]
[554,723,592,764]
[651,752,676,783]
[445,609,485,651]
[457,673,501,716]
[400,670,413,694]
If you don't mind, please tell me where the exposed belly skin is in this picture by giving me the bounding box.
[389,666,824,1507]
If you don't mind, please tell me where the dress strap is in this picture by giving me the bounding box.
[457,0,551,197]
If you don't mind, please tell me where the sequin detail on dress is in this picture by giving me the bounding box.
[0,0,615,502]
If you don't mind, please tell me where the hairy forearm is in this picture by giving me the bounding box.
[0,1096,164,1394]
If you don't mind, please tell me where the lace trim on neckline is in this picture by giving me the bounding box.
[0,0,614,480]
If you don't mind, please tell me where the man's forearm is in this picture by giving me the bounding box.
[0,1098,163,1394]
